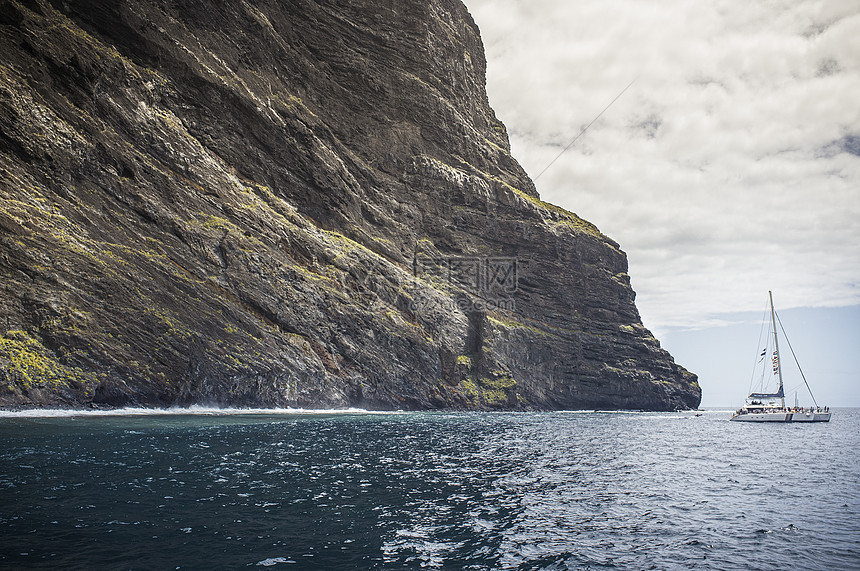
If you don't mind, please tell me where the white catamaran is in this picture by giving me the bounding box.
[730,291,831,423]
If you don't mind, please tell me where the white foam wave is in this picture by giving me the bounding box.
[0,405,396,419]
[558,409,684,414]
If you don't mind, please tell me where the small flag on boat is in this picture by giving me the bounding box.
[759,349,766,361]
[772,353,779,374]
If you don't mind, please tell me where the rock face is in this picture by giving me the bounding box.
[0,0,701,410]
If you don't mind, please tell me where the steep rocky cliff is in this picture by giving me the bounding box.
[0,0,700,410]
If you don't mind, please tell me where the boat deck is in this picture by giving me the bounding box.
[730,409,831,422]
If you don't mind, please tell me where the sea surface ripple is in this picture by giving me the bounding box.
[1,408,858,569]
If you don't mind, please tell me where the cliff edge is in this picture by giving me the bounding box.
[0,0,700,410]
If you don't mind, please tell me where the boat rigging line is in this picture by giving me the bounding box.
[748,300,771,395]
[533,78,637,181]
[774,310,819,409]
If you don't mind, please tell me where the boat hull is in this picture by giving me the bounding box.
[730,412,831,423]
[731,412,791,422]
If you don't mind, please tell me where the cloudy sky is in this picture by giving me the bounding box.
[464,0,860,406]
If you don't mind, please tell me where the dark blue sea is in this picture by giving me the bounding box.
[1,408,858,570]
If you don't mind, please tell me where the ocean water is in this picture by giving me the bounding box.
[1,408,858,570]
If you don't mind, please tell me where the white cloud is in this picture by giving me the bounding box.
[465,0,860,334]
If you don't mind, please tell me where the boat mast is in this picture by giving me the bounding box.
[769,291,786,408]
